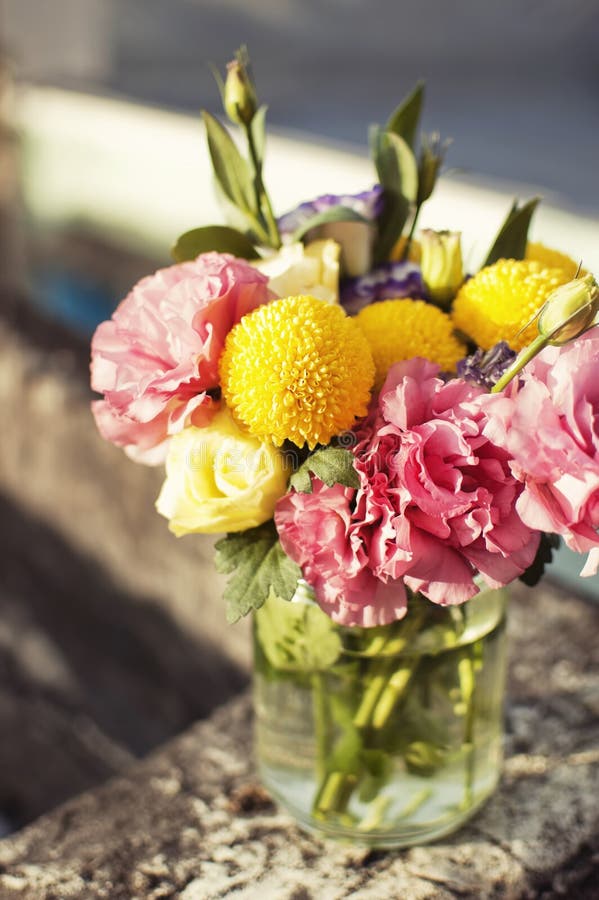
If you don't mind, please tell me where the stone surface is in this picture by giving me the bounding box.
[0,583,597,899]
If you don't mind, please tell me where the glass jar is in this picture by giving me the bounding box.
[253,583,508,848]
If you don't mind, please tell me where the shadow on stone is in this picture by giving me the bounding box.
[0,491,247,826]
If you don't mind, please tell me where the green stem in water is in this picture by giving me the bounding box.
[311,672,330,784]
[244,121,281,249]
[313,604,429,821]
[458,644,477,810]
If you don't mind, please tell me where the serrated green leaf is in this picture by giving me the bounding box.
[386,81,425,150]
[171,225,260,262]
[256,595,342,672]
[215,522,301,624]
[291,206,368,243]
[202,110,256,215]
[483,197,540,267]
[290,447,360,494]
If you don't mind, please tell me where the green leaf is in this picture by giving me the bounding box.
[202,110,256,215]
[250,104,268,170]
[483,197,540,267]
[386,81,425,150]
[215,522,302,624]
[290,447,360,493]
[371,126,418,201]
[171,225,260,262]
[256,597,343,672]
[291,206,368,243]
[370,126,418,264]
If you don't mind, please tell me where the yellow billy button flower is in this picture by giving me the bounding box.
[452,259,571,351]
[220,294,375,448]
[492,273,599,393]
[419,229,464,308]
[526,242,584,280]
[356,298,466,391]
[155,407,290,535]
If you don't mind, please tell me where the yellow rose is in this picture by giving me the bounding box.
[155,407,290,535]
[253,240,340,304]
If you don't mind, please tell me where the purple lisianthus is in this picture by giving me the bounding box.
[457,342,516,390]
[277,185,384,235]
[340,261,425,315]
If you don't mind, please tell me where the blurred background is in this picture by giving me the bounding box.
[0,0,597,837]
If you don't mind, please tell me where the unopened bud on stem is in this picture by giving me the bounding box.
[224,52,257,126]
[420,229,464,308]
[538,273,599,345]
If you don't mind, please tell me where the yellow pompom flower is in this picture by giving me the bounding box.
[356,298,465,390]
[526,242,584,280]
[452,259,571,351]
[220,294,375,448]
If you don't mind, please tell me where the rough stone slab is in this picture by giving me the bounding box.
[0,583,598,899]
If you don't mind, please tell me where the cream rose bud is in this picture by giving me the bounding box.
[156,408,290,535]
[253,240,340,304]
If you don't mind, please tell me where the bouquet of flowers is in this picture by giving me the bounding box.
[90,49,599,845]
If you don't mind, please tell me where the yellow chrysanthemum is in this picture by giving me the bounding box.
[355,298,466,390]
[220,294,375,449]
[526,242,584,280]
[452,259,571,351]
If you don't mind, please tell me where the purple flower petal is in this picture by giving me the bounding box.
[278,185,384,235]
[340,261,425,314]
[457,342,516,390]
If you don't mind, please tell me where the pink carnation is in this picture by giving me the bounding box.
[276,358,540,626]
[91,252,271,462]
[482,330,599,576]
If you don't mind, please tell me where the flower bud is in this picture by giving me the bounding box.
[420,229,463,308]
[417,132,450,205]
[538,273,599,345]
[224,56,257,126]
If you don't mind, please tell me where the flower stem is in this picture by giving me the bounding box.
[311,672,330,783]
[245,122,281,249]
[491,334,548,393]
[458,644,477,810]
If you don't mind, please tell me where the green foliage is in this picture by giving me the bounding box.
[484,197,540,267]
[256,596,343,672]
[171,225,260,262]
[386,81,425,150]
[215,522,301,624]
[370,126,419,264]
[249,104,268,171]
[290,446,360,493]
[202,110,256,215]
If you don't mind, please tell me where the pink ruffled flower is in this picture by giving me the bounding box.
[482,330,599,576]
[276,358,540,626]
[91,253,271,462]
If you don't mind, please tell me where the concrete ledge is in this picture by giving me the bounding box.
[0,582,597,899]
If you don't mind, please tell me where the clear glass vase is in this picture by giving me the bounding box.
[253,583,508,848]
